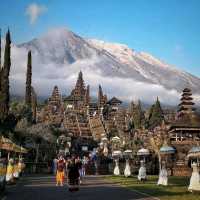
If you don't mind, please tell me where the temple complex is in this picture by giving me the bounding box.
[36,71,129,150]
[35,71,200,176]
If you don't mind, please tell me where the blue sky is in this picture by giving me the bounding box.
[0,0,200,77]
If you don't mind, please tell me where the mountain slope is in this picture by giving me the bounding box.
[88,39,200,93]
[6,27,200,105]
[18,28,152,82]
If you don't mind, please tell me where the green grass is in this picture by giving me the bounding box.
[105,175,200,200]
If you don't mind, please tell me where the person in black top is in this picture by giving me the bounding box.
[67,157,80,192]
[76,157,83,184]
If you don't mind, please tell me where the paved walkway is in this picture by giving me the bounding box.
[3,175,157,200]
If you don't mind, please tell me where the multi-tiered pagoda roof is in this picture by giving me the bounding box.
[178,88,195,113]
[49,85,62,106]
[170,88,200,128]
[71,71,86,101]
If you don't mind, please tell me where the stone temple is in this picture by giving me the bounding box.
[37,71,126,155]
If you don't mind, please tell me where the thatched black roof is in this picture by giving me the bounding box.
[183,88,192,93]
[107,97,122,105]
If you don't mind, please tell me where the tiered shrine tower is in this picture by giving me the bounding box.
[178,88,195,114]
[71,71,86,102]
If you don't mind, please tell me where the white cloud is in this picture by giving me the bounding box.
[7,44,183,106]
[1,38,199,107]
[25,3,47,24]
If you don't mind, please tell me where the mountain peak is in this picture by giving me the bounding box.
[42,27,74,40]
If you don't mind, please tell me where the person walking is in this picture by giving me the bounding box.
[76,157,83,184]
[56,156,65,186]
[18,158,25,177]
[53,157,58,175]
[67,157,80,192]
[82,156,88,177]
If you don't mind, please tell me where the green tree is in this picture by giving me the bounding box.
[148,97,164,129]
[24,51,33,123]
[31,87,37,123]
[131,100,145,129]
[25,51,32,107]
[0,114,17,136]
[0,29,11,121]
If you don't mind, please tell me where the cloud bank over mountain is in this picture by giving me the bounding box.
[2,28,200,105]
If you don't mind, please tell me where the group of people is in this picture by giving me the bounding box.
[53,155,88,192]
[6,157,25,184]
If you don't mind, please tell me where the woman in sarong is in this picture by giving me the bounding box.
[67,158,80,192]
[76,157,83,184]
[6,158,14,184]
[82,156,88,177]
[56,156,65,186]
